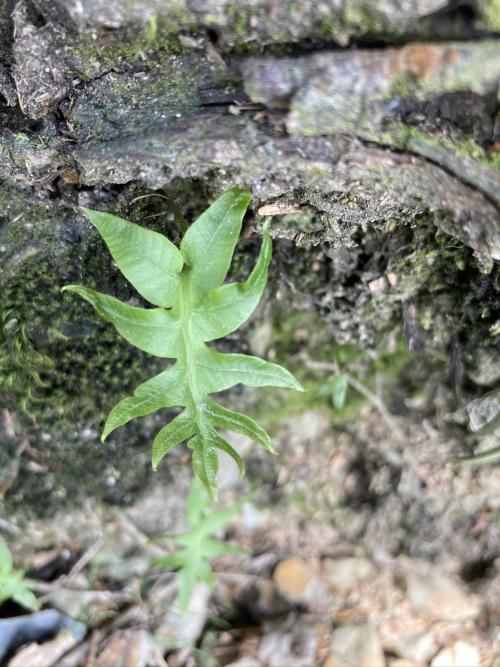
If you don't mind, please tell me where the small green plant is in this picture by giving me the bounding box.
[0,537,39,610]
[153,477,245,613]
[63,188,302,499]
[318,373,349,410]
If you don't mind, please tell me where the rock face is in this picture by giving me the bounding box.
[405,563,481,622]
[323,623,385,667]
[0,0,499,517]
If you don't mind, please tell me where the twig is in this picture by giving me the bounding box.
[86,629,103,667]
[113,509,167,558]
[36,581,134,607]
[0,439,28,499]
[65,536,105,584]
[129,193,189,235]
[0,517,20,535]
[35,537,106,600]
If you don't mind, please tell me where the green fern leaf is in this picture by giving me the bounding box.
[0,538,40,611]
[153,477,245,613]
[63,188,303,499]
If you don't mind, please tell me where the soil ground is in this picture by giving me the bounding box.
[1,394,498,667]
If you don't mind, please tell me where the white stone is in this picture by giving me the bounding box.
[273,557,331,610]
[391,630,438,664]
[225,659,262,667]
[368,276,387,293]
[155,582,210,649]
[430,641,480,667]
[324,623,385,667]
[406,568,480,622]
[323,557,376,593]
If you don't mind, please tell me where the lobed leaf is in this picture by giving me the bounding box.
[82,208,184,308]
[207,428,245,478]
[0,539,40,611]
[154,477,244,613]
[197,348,304,394]
[152,410,196,470]
[186,476,209,525]
[189,435,219,501]
[180,188,252,296]
[196,561,215,588]
[102,365,186,440]
[11,586,39,611]
[192,229,271,341]
[0,538,13,575]
[152,553,186,569]
[204,399,276,454]
[62,286,180,357]
[330,374,348,410]
[202,538,244,558]
[198,500,243,535]
[176,564,199,612]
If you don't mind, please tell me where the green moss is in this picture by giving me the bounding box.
[66,11,197,81]
[341,1,387,35]
[0,194,148,424]
[374,124,500,207]
[226,4,249,37]
[478,0,500,32]
[375,120,498,176]
[390,72,419,98]
[249,317,413,433]
[423,41,500,96]
[0,311,53,413]
[319,15,343,39]
[390,220,499,350]
[267,206,497,395]
[0,185,183,516]
[403,126,500,171]
[65,49,231,144]
[249,217,498,442]
[388,43,500,101]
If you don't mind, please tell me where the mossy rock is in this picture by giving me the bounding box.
[0,185,180,517]
[1,169,498,519]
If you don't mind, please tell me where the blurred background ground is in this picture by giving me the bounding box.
[1,381,499,666]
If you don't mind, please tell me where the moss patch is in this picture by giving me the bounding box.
[478,0,500,32]
[65,12,196,81]
[0,185,180,516]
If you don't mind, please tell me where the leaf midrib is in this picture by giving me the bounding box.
[180,271,201,420]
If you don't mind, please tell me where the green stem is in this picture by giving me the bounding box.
[459,444,500,463]
[179,272,201,421]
